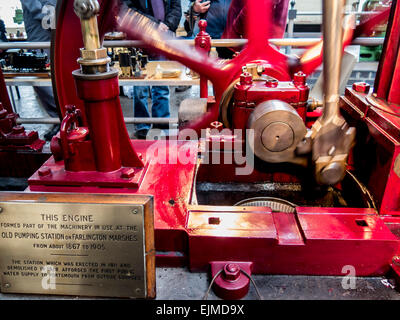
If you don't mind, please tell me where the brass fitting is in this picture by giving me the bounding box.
[73,0,110,74]
[80,47,108,60]
[245,63,264,79]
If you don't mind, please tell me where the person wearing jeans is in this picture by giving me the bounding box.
[124,0,181,138]
[134,85,170,136]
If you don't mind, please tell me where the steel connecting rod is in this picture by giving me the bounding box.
[308,0,356,185]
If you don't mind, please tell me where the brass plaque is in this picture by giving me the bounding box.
[0,193,155,298]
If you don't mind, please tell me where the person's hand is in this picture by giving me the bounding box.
[193,0,210,14]
[158,22,169,32]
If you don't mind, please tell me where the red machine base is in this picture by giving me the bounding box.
[27,139,400,280]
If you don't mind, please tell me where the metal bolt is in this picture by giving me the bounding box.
[38,167,52,177]
[223,263,241,282]
[3,283,10,288]
[226,263,239,273]
[132,209,138,214]
[240,71,253,85]
[121,167,135,179]
[293,71,306,85]
[265,78,278,88]
[135,288,141,294]
[352,82,370,93]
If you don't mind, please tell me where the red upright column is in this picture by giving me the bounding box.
[73,69,122,172]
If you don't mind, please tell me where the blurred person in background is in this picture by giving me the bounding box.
[20,0,59,140]
[0,19,8,59]
[185,0,232,58]
[124,0,182,139]
[0,19,7,43]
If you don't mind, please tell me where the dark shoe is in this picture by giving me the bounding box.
[175,85,191,93]
[135,128,149,139]
[44,124,60,141]
[152,123,171,130]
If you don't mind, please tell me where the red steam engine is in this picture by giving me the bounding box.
[1,0,400,299]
